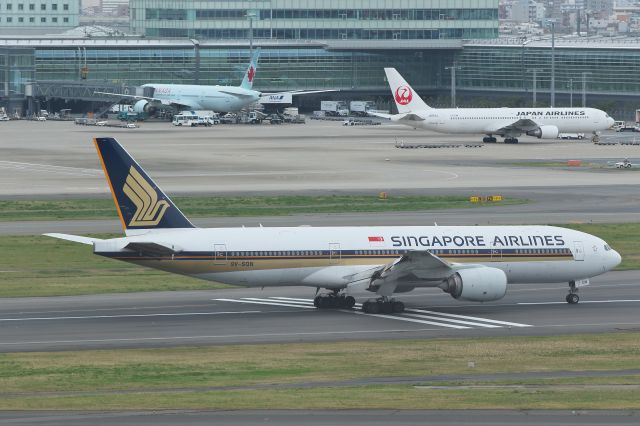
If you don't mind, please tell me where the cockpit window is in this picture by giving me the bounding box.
[604,245,611,251]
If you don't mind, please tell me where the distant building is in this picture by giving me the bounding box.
[130,0,499,40]
[0,1,80,35]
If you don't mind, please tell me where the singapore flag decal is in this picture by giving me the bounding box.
[368,236,384,242]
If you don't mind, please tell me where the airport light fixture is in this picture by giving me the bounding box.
[246,11,258,54]
[569,78,573,107]
[582,72,592,107]
[445,62,462,108]
[526,69,544,107]
[549,19,557,108]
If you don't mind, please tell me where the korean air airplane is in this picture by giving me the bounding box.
[97,49,330,115]
[46,138,621,313]
[373,68,615,144]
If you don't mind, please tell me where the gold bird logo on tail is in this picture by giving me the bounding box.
[122,166,169,227]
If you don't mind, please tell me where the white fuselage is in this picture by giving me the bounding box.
[394,107,614,136]
[143,84,260,112]
[96,225,620,290]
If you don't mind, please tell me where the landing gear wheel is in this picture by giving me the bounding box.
[362,300,380,314]
[344,296,356,309]
[314,293,356,309]
[391,301,405,313]
[566,293,579,304]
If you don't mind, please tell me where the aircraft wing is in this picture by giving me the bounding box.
[94,92,159,102]
[94,91,191,108]
[367,111,393,119]
[344,250,453,288]
[486,118,539,134]
[218,90,259,99]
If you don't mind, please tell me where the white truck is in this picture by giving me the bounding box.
[172,110,220,127]
[349,101,375,117]
[320,101,349,117]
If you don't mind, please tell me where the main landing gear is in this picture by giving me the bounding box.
[362,297,405,314]
[482,136,497,143]
[504,137,519,144]
[566,281,579,304]
[313,291,356,309]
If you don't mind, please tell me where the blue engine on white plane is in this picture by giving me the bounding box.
[441,267,508,302]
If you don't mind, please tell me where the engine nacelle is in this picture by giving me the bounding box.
[441,267,507,302]
[133,99,154,114]
[526,125,559,139]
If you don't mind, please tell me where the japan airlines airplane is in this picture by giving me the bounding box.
[46,138,621,313]
[97,49,331,115]
[373,68,615,143]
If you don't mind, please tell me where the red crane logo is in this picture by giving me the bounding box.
[395,86,413,105]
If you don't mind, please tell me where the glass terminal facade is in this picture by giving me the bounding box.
[19,38,640,99]
[130,0,499,40]
[0,1,79,31]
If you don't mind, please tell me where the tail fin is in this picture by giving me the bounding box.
[384,68,431,114]
[93,137,195,232]
[240,47,261,90]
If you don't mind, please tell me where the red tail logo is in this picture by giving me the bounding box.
[395,86,413,105]
[247,66,255,83]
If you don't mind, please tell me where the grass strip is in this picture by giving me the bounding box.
[0,234,230,297]
[0,195,525,222]
[0,332,639,409]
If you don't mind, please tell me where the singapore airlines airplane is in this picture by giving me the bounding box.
[97,49,330,115]
[46,138,621,313]
[374,68,615,143]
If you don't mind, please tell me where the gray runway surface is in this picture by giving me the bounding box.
[0,270,637,352]
[1,409,638,426]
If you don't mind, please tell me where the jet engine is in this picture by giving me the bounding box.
[440,267,507,302]
[133,99,155,115]
[526,125,559,139]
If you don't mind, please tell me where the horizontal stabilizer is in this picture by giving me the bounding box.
[397,113,425,122]
[124,242,182,257]
[43,233,103,245]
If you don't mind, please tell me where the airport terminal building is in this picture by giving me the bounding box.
[1,0,640,117]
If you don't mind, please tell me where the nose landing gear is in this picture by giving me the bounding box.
[566,281,580,304]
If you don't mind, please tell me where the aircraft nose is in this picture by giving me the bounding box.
[606,249,622,270]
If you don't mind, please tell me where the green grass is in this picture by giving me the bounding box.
[0,332,639,409]
[0,234,230,297]
[563,223,640,270]
[0,195,525,222]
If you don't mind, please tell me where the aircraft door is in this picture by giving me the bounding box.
[329,243,341,262]
[214,243,227,265]
[573,241,585,261]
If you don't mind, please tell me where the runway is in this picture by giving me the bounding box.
[0,270,637,352]
[1,409,638,426]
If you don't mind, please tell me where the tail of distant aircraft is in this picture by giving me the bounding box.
[93,137,195,233]
[240,48,261,90]
[384,68,431,114]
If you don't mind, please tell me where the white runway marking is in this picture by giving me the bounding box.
[518,299,640,305]
[215,297,532,329]
[422,169,459,180]
[0,311,261,322]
